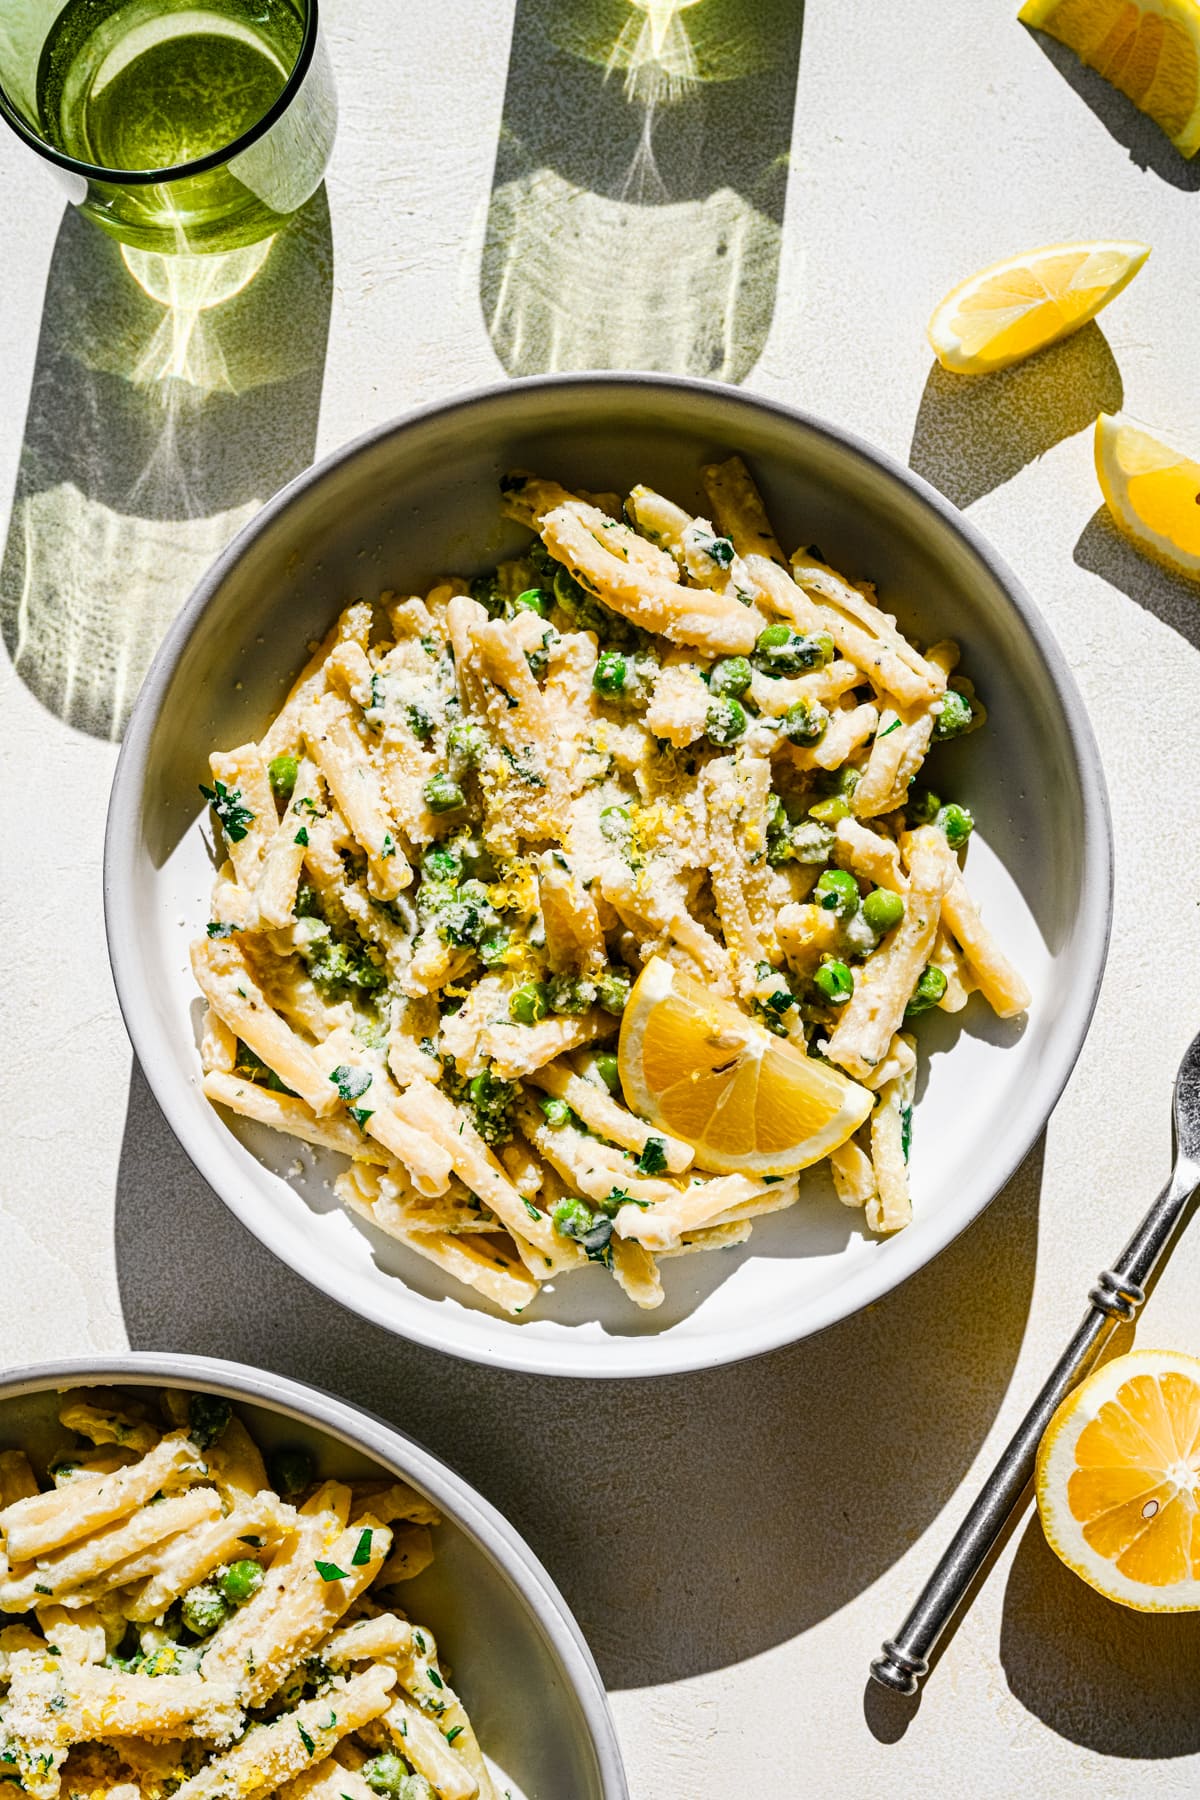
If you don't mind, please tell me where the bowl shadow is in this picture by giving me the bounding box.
[115,1059,1044,1689]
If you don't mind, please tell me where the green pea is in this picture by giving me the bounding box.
[422,846,460,883]
[753,624,835,675]
[552,1196,613,1260]
[447,721,486,767]
[362,1753,416,1798]
[938,802,974,850]
[593,651,629,696]
[905,965,948,1016]
[709,656,753,698]
[599,805,630,841]
[593,1051,621,1092]
[180,1584,229,1638]
[268,1445,315,1497]
[423,772,465,813]
[781,698,829,744]
[814,960,854,1005]
[218,1560,264,1605]
[547,974,594,1015]
[862,888,906,934]
[477,931,510,967]
[595,969,631,1015]
[808,794,851,824]
[539,1095,572,1128]
[512,587,548,616]
[814,869,860,917]
[908,787,941,826]
[706,696,747,746]
[267,754,298,802]
[187,1394,231,1450]
[509,982,549,1025]
[933,688,973,739]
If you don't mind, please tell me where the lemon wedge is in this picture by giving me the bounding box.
[1095,410,1200,579]
[616,956,872,1176]
[1020,0,1200,158]
[927,239,1149,374]
[1036,1348,1200,1611]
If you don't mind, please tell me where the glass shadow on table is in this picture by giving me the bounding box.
[115,1058,1043,1690]
[480,0,805,381]
[0,186,333,742]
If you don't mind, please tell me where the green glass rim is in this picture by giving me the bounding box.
[0,0,319,186]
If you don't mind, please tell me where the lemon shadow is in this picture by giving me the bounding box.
[0,188,332,741]
[1024,27,1200,192]
[908,324,1123,512]
[1075,506,1200,654]
[480,0,804,381]
[1001,1512,1200,1756]
[115,1060,1043,1687]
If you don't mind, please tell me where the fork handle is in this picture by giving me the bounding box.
[870,1163,1198,1696]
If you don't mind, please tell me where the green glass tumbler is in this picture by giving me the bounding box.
[0,0,336,253]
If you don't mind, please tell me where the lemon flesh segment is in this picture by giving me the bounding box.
[927,239,1149,374]
[1020,0,1200,157]
[1035,1348,1200,1611]
[1095,410,1200,579]
[617,956,873,1176]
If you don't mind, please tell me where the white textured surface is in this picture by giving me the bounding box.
[3,1,1200,1794]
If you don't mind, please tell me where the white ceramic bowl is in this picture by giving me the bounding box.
[0,1354,627,1797]
[105,374,1112,1378]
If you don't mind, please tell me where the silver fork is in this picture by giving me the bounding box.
[870,1027,1200,1696]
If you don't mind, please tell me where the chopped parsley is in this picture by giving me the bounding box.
[294,826,309,846]
[199,779,255,842]
[634,1136,667,1176]
[427,1668,444,1689]
[348,1106,374,1130]
[446,1725,464,1744]
[206,920,238,938]
[878,718,902,738]
[297,1722,316,1755]
[313,1560,348,1582]
[351,1528,373,1566]
[329,1065,372,1103]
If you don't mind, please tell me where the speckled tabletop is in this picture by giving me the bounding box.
[4,2,1200,1794]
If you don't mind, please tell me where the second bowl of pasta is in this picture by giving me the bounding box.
[105,374,1112,1376]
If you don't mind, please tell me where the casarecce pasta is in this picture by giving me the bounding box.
[0,1388,493,1800]
[189,455,1030,1314]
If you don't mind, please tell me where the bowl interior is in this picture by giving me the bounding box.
[0,1363,621,1799]
[108,376,1110,1376]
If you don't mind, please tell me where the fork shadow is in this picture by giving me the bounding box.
[115,1061,1045,1688]
[1075,507,1200,654]
[908,323,1123,511]
[1023,27,1200,191]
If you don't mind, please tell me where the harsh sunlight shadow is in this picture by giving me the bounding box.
[1075,506,1200,654]
[1001,1512,1200,1757]
[480,0,804,380]
[1023,27,1200,193]
[115,1061,1043,1688]
[0,188,332,741]
[908,323,1122,511]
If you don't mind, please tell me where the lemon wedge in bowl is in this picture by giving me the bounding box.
[1095,410,1200,579]
[1036,1348,1200,1610]
[927,239,1149,375]
[616,956,873,1176]
[1020,0,1200,158]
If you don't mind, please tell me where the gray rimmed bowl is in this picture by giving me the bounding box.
[104,373,1113,1378]
[0,1353,627,1798]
